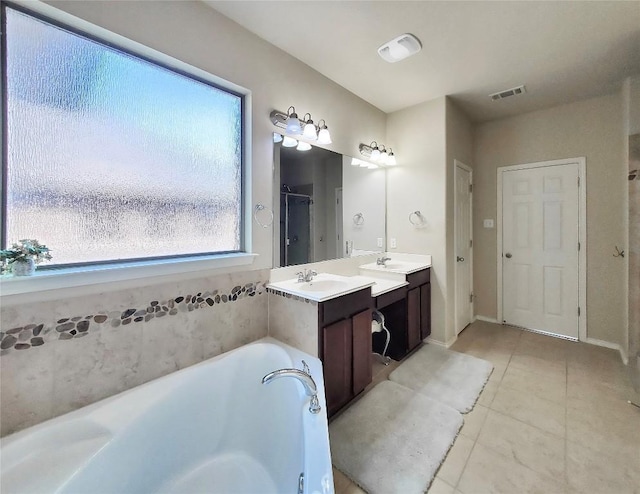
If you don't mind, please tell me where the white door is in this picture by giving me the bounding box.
[455,162,473,334]
[502,163,579,339]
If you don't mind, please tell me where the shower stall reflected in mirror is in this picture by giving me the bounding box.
[280,191,313,266]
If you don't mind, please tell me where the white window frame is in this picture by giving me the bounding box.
[0,1,255,304]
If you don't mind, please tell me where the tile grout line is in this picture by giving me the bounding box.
[454,329,521,493]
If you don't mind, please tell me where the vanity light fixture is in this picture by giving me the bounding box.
[270,108,332,146]
[317,120,332,145]
[370,141,381,161]
[379,145,389,164]
[387,148,397,166]
[296,141,312,151]
[302,113,318,140]
[284,106,302,135]
[273,133,283,143]
[282,136,298,148]
[359,142,397,165]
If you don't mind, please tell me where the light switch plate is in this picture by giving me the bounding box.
[483,219,494,228]
[390,238,397,249]
[377,237,383,247]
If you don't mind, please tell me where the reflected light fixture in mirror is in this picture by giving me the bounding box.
[297,141,312,151]
[273,133,283,143]
[282,136,298,147]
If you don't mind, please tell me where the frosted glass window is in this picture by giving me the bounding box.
[3,7,244,267]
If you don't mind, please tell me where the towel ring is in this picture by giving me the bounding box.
[353,213,365,226]
[409,210,425,226]
[254,204,274,228]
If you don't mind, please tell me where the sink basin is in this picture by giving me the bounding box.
[266,273,375,302]
[298,279,350,292]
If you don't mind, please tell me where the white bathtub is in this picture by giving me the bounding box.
[0,337,334,494]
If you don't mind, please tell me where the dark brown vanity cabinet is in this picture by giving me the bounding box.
[407,268,431,350]
[319,289,372,416]
[377,267,431,360]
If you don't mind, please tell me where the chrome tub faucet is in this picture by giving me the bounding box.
[262,360,321,414]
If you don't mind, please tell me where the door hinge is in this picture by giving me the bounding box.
[578,242,581,251]
[578,307,581,316]
[470,293,474,303]
[577,177,580,187]
[469,184,473,193]
[470,239,473,248]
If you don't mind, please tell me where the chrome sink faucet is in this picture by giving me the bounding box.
[262,360,321,414]
[296,268,317,282]
[376,256,391,266]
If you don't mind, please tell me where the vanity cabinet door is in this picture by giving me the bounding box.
[322,319,352,415]
[420,282,431,339]
[407,287,421,351]
[352,308,373,396]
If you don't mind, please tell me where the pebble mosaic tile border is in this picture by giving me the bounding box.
[0,280,268,356]
[266,288,318,306]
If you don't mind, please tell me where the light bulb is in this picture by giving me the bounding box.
[317,127,332,145]
[371,147,381,161]
[387,150,397,166]
[297,141,311,151]
[285,107,302,135]
[282,136,298,148]
[303,121,317,140]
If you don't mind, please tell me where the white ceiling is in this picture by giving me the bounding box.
[205,1,640,122]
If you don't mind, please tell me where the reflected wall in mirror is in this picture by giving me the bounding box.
[273,138,386,267]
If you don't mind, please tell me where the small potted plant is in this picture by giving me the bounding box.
[0,239,52,276]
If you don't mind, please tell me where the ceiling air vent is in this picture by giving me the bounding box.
[489,85,526,101]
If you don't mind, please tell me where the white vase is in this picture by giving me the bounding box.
[12,258,36,276]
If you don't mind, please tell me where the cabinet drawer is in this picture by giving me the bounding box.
[407,268,430,289]
[319,288,372,327]
[375,286,407,309]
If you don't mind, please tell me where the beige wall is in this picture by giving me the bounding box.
[46,0,387,274]
[473,93,626,345]
[386,97,448,342]
[445,98,474,342]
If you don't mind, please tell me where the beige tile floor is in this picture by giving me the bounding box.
[332,320,640,494]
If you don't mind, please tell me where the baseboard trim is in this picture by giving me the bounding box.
[425,334,458,348]
[474,315,500,324]
[584,337,628,365]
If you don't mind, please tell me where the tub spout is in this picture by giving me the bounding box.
[262,360,321,414]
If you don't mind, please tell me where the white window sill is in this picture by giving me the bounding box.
[0,253,258,306]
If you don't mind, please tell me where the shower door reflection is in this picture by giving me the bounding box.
[280,192,313,266]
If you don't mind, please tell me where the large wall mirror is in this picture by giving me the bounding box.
[273,136,386,267]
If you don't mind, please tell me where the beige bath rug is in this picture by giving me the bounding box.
[329,380,463,494]
[389,343,493,413]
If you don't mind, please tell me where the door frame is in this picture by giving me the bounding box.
[454,160,473,334]
[496,157,587,341]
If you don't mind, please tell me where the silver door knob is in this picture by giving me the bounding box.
[505,253,512,258]
[457,256,464,262]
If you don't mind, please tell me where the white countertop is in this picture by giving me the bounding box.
[349,275,408,297]
[267,273,374,303]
